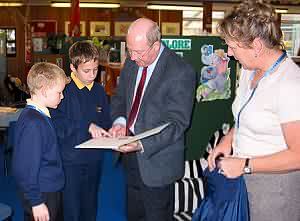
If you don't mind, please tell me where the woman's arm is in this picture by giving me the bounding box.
[219,121,300,178]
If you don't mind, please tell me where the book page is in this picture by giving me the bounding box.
[76,123,170,149]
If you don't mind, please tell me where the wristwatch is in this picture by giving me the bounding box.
[243,158,252,174]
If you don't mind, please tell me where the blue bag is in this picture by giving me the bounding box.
[192,168,249,221]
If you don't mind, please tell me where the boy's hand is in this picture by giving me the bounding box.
[109,124,126,137]
[89,123,111,138]
[32,203,49,221]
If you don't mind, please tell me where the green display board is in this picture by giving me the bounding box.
[163,36,237,160]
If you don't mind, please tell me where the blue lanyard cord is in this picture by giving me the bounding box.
[236,51,287,129]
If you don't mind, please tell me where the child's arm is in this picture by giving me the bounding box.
[32,203,49,221]
[89,122,111,138]
[49,89,91,145]
[50,85,112,144]
[13,119,45,207]
[88,86,113,138]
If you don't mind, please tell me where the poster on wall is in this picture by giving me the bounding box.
[161,22,180,36]
[90,21,110,37]
[28,20,57,55]
[65,21,86,36]
[196,44,231,102]
[30,20,57,37]
[114,22,131,36]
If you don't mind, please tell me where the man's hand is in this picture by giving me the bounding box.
[89,123,111,138]
[109,124,126,137]
[117,141,142,153]
[32,203,49,221]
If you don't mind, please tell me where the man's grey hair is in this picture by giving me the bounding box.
[146,22,161,46]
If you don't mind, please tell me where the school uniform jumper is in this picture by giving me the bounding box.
[12,107,64,221]
[50,79,112,221]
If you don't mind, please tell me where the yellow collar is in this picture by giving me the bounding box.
[26,99,51,118]
[71,72,94,91]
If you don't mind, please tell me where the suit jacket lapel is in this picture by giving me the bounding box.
[128,64,139,113]
[142,48,169,103]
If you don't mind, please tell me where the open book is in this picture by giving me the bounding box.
[75,123,170,150]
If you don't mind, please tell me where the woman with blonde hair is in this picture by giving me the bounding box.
[208,1,300,220]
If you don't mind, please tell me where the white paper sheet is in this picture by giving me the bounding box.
[75,123,170,149]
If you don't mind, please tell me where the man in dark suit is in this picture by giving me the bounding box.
[109,18,196,221]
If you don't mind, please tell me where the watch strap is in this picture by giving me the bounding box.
[245,158,250,167]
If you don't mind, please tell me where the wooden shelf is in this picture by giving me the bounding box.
[99,62,123,96]
[32,54,65,69]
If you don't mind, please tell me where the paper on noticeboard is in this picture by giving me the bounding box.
[75,123,170,150]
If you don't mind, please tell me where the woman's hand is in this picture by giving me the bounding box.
[32,203,49,221]
[207,128,234,171]
[207,141,231,171]
[218,157,245,178]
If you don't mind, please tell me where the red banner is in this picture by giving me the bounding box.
[69,0,80,37]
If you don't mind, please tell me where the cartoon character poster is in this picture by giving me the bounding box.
[196,44,231,102]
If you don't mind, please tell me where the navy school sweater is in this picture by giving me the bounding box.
[50,80,112,165]
[12,108,65,206]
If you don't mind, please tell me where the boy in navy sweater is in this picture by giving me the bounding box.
[50,40,112,221]
[12,62,69,221]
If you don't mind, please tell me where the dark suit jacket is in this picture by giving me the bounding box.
[111,45,196,187]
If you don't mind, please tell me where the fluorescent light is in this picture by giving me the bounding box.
[147,4,202,11]
[275,9,288,13]
[51,2,70,7]
[51,2,120,8]
[0,2,23,6]
[80,3,119,8]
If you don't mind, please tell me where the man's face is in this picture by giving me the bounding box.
[70,59,99,85]
[126,36,158,67]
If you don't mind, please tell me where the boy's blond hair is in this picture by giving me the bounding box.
[69,40,99,69]
[27,62,70,95]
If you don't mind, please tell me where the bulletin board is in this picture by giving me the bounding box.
[162,36,237,160]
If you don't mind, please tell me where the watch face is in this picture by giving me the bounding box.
[244,167,251,174]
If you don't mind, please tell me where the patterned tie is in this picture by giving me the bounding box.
[127,66,148,134]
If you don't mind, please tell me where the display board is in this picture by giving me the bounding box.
[162,36,237,160]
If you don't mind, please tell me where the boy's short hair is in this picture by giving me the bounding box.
[27,62,70,95]
[69,40,99,69]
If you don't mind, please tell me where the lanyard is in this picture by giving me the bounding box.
[236,51,287,129]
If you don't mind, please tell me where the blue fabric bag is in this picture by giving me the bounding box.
[192,168,249,221]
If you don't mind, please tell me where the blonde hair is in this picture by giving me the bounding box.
[27,62,69,95]
[69,40,99,69]
[218,0,284,49]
